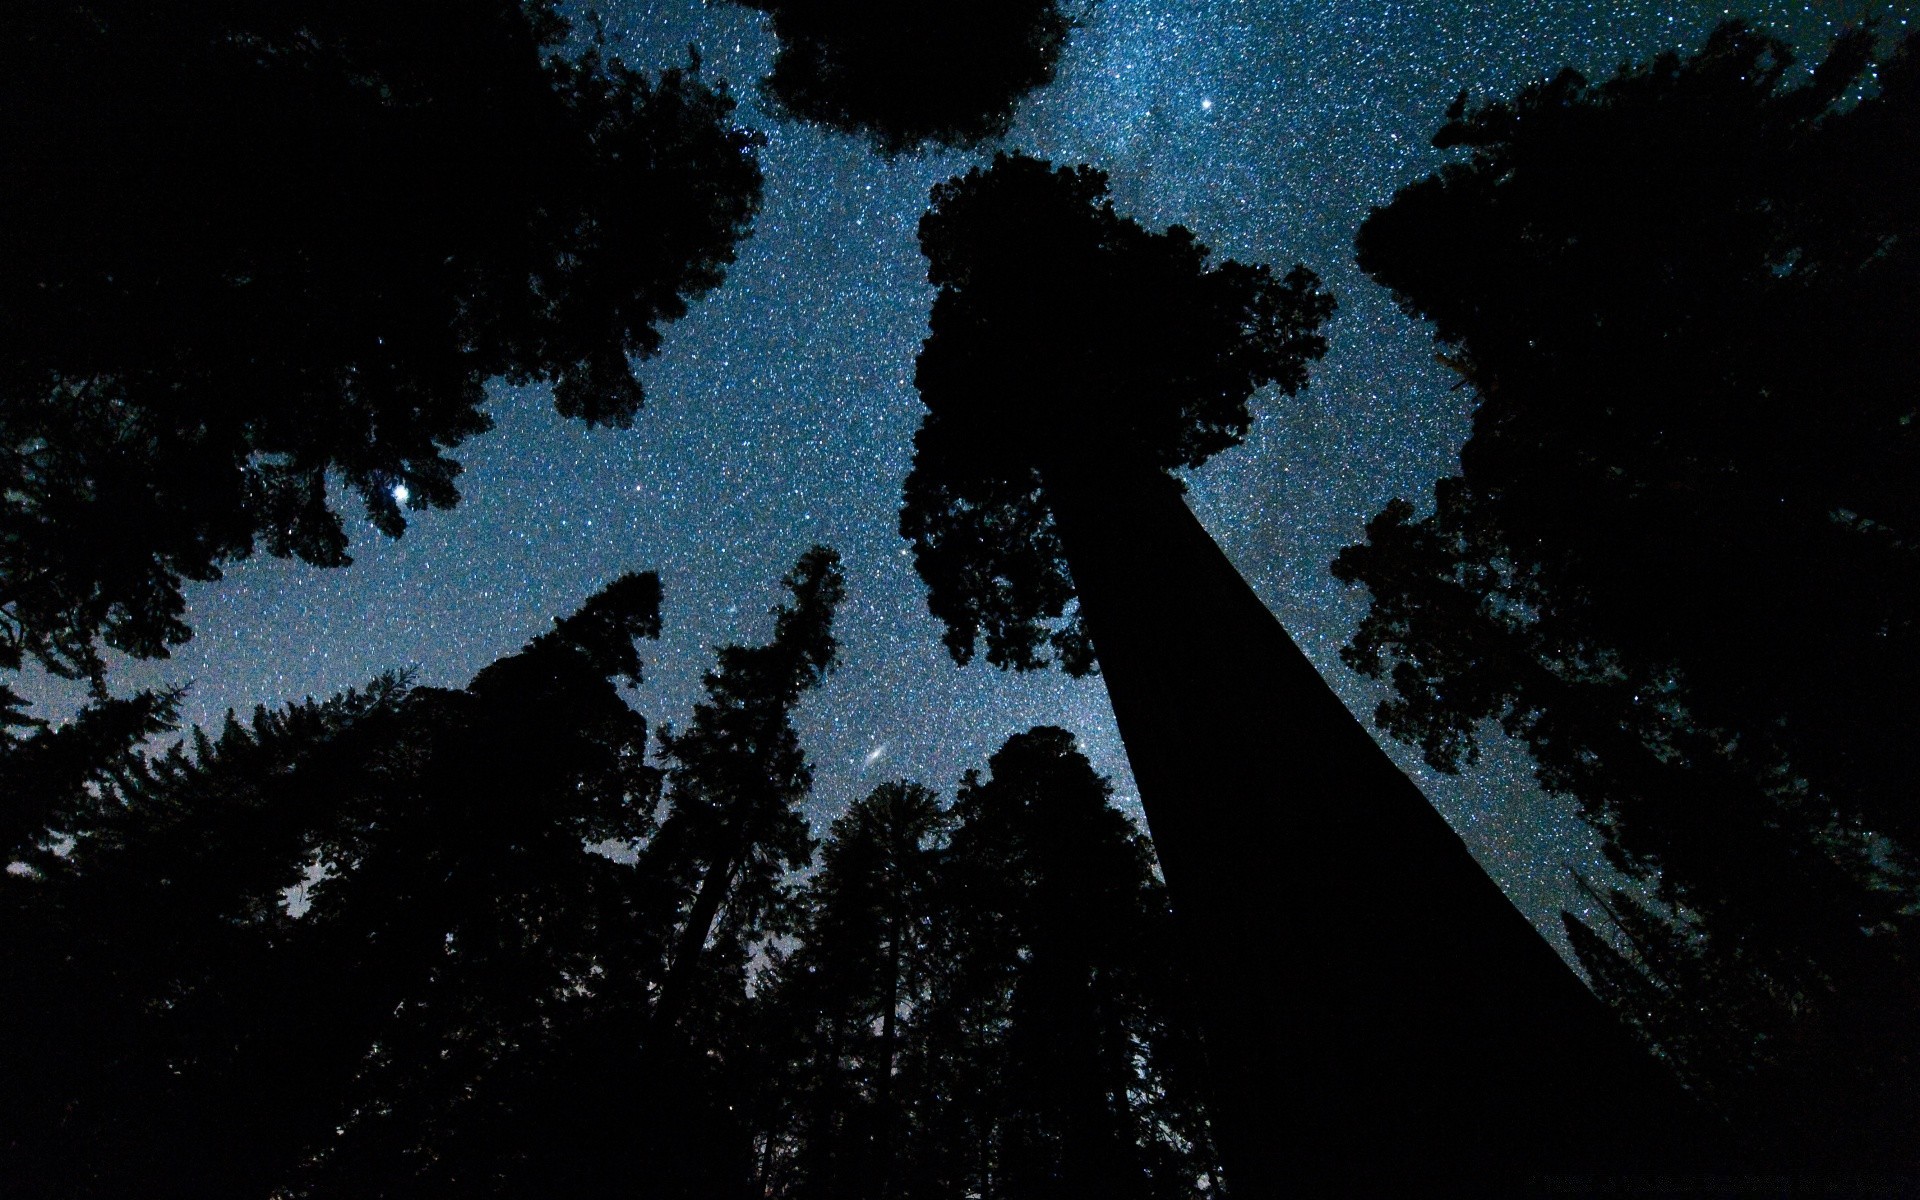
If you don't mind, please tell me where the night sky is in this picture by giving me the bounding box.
[43,0,1913,947]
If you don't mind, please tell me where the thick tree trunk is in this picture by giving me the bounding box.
[1040,455,1710,1196]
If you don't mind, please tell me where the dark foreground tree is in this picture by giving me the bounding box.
[2,567,665,1198]
[901,153,1703,1192]
[3,552,810,1198]
[726,0,1074,152]
[0,684,175,860]
[1335,22,1919,1164]
[750,731,1221,1200]
[3,680,421,1199]
[0,0,761,679]
[514,546,845,1200]
[925,728,1221,1200]
[750,781,952,1200]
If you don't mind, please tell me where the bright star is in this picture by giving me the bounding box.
[1200,97,1213,112]
[391,482,410,506]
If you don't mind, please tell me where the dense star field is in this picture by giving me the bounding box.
[35,0,1910,943]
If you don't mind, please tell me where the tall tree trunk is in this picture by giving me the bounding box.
[1039,453,1710,1196]
[653,854,739,1037]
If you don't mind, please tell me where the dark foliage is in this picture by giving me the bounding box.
[730,0,1074,152]
[643,545,843,1035]
[750,781,952,1200]
[0,0,762,679]
[495,546,844,1200]
[925,728,1221,1199]
[751,731,1222,1200]
[3,680,420,1198]
[3,551,1218,1196]
[1334,22,1920,1158]
[902,153,1333,672]
[0,683,176,859]
[2,568,667,1197]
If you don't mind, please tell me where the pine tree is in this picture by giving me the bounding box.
[2,679,417,1198]
[1,685,177,860]
[751,781,950,1200]
[0,0,762,679]
[1335,22,1920,1163]
[524,546,846,1200]
[1,569,665,1198]
[926,728,1220,1200]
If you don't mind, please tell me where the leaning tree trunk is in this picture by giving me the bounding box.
[1039,451,1713,1196]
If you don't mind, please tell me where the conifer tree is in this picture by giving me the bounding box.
[751,781,950,1200]
[2,679,418,1198]
[524,546,846,1200]
[0,685,176,860]
[643,546,844,1036]
[0,0,762,679]
[749,730,1222,1200]
[1335,22,1920,1163]
[899,152,1696,1188]
[1,569,665,1198]
[927,728,1221,1200]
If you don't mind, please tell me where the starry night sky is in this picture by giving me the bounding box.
[46,0,1913,947]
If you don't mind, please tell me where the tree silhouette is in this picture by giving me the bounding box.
[3,679,423,1198]
[644,546,844,1037]
[900,152,1701,1190]
[751,781,951,1200]
[748,731,1221,1200]
[521,546,845,1200]
[0,0,762,679]
[1335,22,1919,1163]
[726,0,1075,152]
[2,566,667,1197]
[906,153,1332,675]
[928,728,1221,1200]
[0,684,175,860]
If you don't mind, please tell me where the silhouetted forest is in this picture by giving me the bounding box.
[0,0,760,679]
[2,552,1223,1197]
[3,1,1916,1195]
[1337,21,1920,1169]
[724,0,1078,152]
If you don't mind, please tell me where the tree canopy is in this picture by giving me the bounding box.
[2,564,665,1196]
[728,0,1076,152]
[901,153,1334,672]
[1,560,1238,1196]
[750,731,1221,1200]
[0,0,762,679]
[1333,21,1920,1158]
